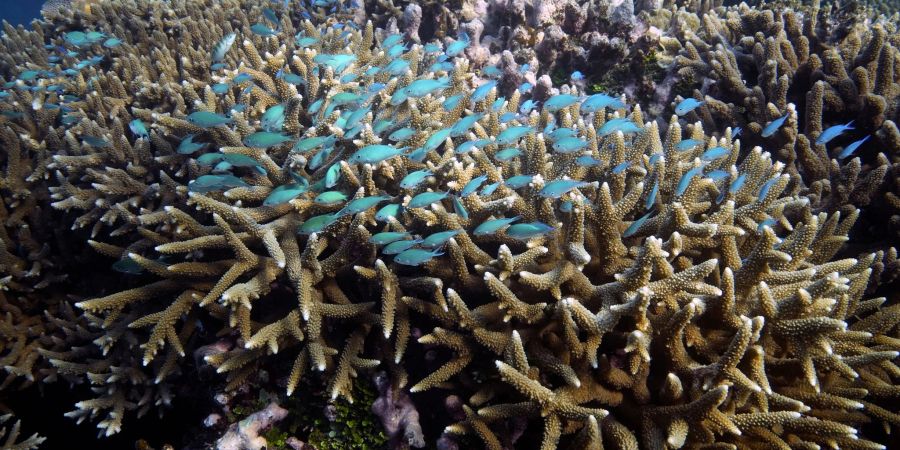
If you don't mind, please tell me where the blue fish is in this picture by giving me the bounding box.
[251,23,278,36]
[544,94,579,112]
[82,135,110,147]
[177,134,207,154]
[598,118,641,136]
[450,113,484,137]
[761,114,789,138]
[452,195,469,220]
[370,232,411,246]
[700,146,730,161]
[539,179,591,199]
[455,139,491,155]
[189,174,250,193]
[474,216,520,236]
[375,203,402,222]
[757,218,777,232]
[504,175,534,189]
[335,195,391,217]
[675,98,704,116]
[480,181,501,196]
[445,32,470,57]
[623,211,653,238]
[472,80,497,102]
[382,238,422,255]
[297,214,337,235]
[384,58,410,75]
[325,163,341,188]
[518,82,533,94]
[421,230,462,248]
[394,248,443,266]
[496,126,534,145]
[576,155,603,167]
[706,169,729,181]
[552,137,588,154]
[264,184,308,206]
[499,112,519,123]
[570,71,584,81]
[424,128,453,152]
[408,191,449,208]
[261,104,286,131]
[382,33,403,49]
[442,94,464,111]
[729,173,747,194]
[676,166,704,196]
[461,175,488,197]
[506,222,554,240]
[837,135,869,160]
[129,119,149,138]
[676,139,702,152]
[757,177,781,201]
[389,127,417,142]
[187,111,233,128]
[495,148,522,161]
[400,170,432,189]
[581,94,625,112]
[520,99,537,114]
[816,121,854,145]
[646,179,659,209]
[348,145,407,164]
[612,162,631,174]
[314,191,349,206]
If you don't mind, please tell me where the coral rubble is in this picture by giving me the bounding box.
[0,0,897,448]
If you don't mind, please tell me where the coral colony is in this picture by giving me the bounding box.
[0,0,898,448]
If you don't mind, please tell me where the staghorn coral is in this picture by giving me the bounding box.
[0,0,897,448]
[668,0,900,255]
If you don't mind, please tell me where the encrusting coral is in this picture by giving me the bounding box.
[0,0,897,448]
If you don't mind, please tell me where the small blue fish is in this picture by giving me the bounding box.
[491,97,506,111]
[598,118,641,136]
[251,23,278,36]
[483,65,502,78]
[761,114,789,138]
[676,166,704,196]
[372,119,394,135]
[455,139,491,155]
[452,195,469,220]
[646,179,659,209]
[757,218,777,232]
[382,33,403,49]
[314,191,349,206]
[552,137,588,154]
[461,175,488,197]
[520,99,537,115]
[212,33,237,63]
[495,148,522,161]
[177,134,207,154]
[495,126,534,145]
[612,162,631,174]
[576,155,603,167]
[336,195,391,217]
[387,43,408,58]
[729,173,747,194]
[210,82,230,94]
[706,169,729,181]
[732,127,742,138]
[544,94,579,112]
[506,222,554,240]
[348,144,407,164]
[82,135,110,147]
[421,230,462,248]
[623,211,653,237]
[187,111,233,128]
[384,58,410,75]
[499,112,519,123]
[445,32,470,57]
[295,36,319,47]
[264,184,308,206]
[837,135,869,160]
[262,7,279,26]
[375,203,402,222]
[404,77,450,98]
[757,177,781,201]
[129,119,149,138]
[504,175,534,189]
[450,113,484,137]
[443,94,464,111]
[103,38,123,48]
[700,146,730,161]
[472,80,497,102]
[423,43,442,53]
[382,238,422,255]
[297,214,337,235]
[424,128,453,152]
[581,94,625,113]
[400,170,432,189]
[816,121,854,145]
[547,128,577,141]
[518,83,533,94]
[389,127,417,142]
[474,216,520,236]
[233,73,253,84]
[325,163,341,188]
[675,98,704,116]
[261,104,286,131]
[243,131,293,148]
[408,191,449,208]
[293,135,335,153]
[189,174,250,193]
[676,139,702,152]
[480,181,501,196]
[559,201,574,213]
[394,248,443,266]
[370,232,411,246]
[539,179,591,199]
[570,71,584,81]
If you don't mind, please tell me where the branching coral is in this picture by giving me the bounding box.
[0,0,897,448]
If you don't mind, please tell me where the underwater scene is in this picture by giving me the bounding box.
[0,0,898,449]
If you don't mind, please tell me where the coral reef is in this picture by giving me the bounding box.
[0,0,897,448]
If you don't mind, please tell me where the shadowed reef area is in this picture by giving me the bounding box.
[0,0,898,448]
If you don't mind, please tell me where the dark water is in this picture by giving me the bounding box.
[0,0,45,26]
